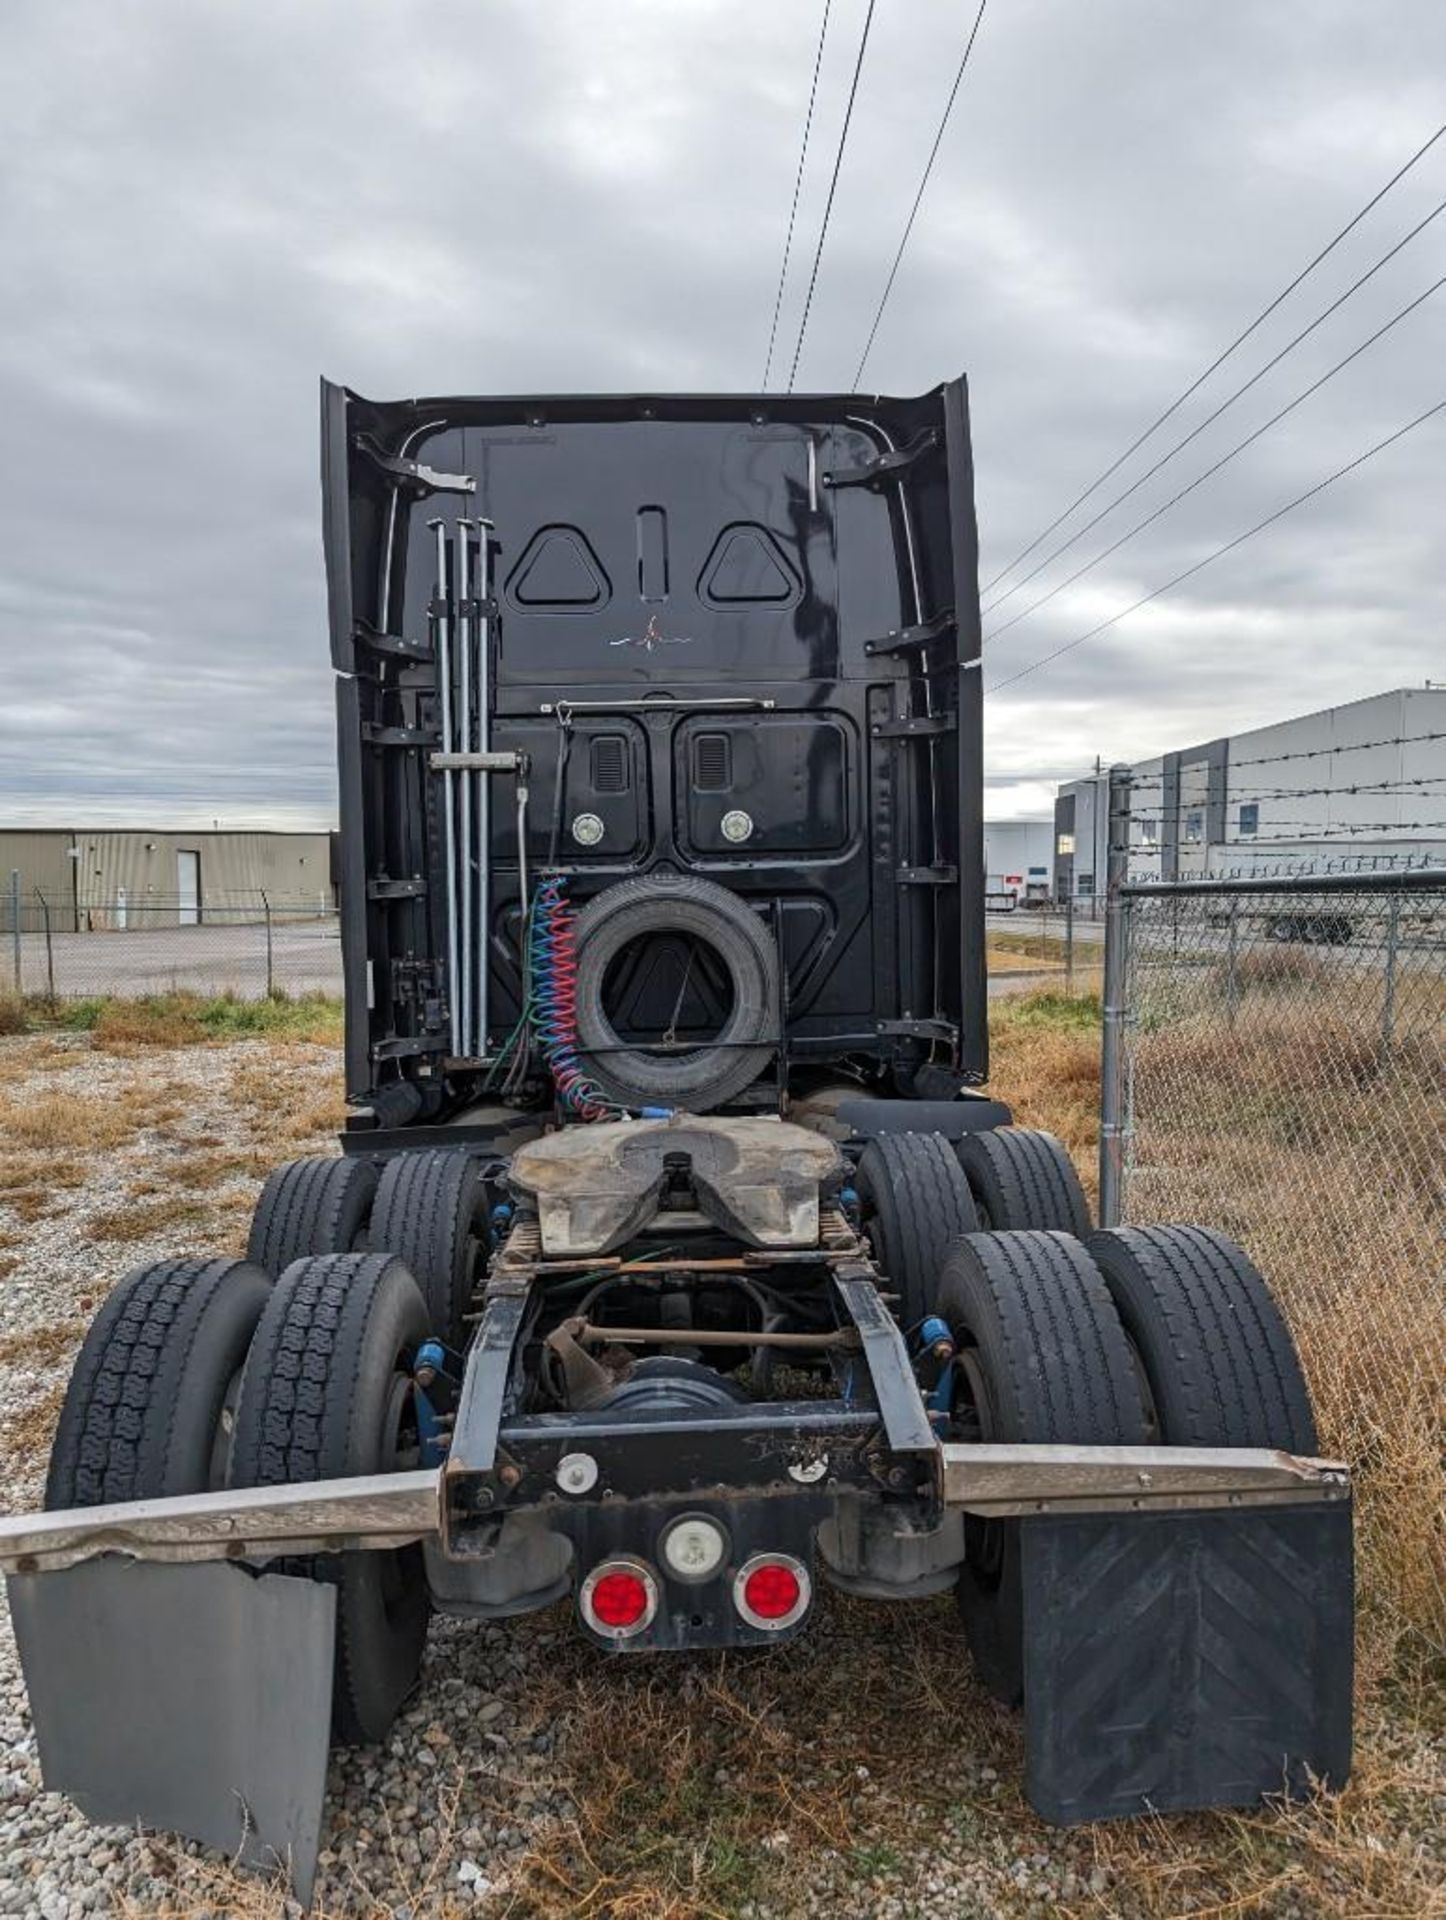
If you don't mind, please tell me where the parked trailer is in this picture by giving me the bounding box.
[1,379,1352,1899]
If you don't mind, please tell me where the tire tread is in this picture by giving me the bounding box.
[856,1134,980,1327]
[957,1128,1091,1236]
[1086,1224,1317,1452]
[247,1156,377,1275]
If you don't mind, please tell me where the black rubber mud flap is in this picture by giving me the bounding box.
[1020,1502,1353,1824]
[8,1559,336,1901]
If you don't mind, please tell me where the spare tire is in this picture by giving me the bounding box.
[572,874,779,1111]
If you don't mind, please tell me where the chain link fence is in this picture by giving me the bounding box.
[0,881,342,1002]
[985,893,1107,998]
[1111,872,1444,1653]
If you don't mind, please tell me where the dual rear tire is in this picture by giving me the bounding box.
[230,1252,432,1743]
[937,1224,1317,1702]
[853,1125,1090,1334]
[248,1148,487,1349]
[48,1248,434,1747]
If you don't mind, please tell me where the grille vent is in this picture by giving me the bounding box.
[590,735,630,794]
[693,734,732,792]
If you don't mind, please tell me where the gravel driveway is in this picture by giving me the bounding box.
[0,1029,1437,1919]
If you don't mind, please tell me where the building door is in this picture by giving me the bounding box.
[177,850,200,926]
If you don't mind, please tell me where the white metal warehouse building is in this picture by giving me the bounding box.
[0,829,337,929]
[1053,687,1446,898]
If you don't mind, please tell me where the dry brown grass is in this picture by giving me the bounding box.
[986,990,1102,1207]
[166,1147,276,1190]
[0,1152,87,1193]
[503,1593,1446,1920]
[224,1055,345,1149]
[986,939,1064,975]
[47,992,344,1053]
[0,1320,88,1368]
[1123,986,1444,1659]
[82,1196,211,1246]
[4,996,1441,1918]
[0,1379,67,1466]
[0,993,29,1037]
[0,1090,137,1153]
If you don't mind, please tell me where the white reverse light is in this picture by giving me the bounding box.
[659,1513,729,1583]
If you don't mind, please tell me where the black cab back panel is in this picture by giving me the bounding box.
[322,382,985,1112]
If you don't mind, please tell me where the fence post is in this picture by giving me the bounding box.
[1381,888,1401,1060]
[1225,896,1240,1024]
[8,870,19,994]
[262,891,275,999]
[37,890,55,1002]
[1098,766,1132,1229]
[1065,885,1074,993]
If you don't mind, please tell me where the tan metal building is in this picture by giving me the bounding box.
[0,829,337,929]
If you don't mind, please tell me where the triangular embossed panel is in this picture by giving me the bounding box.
[507,526,611,608]
[698,524,800,607]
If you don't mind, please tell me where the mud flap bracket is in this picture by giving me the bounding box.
[1020,1500,1353,1824]
[8,1559,336,1901]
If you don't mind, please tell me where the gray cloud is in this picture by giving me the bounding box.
[1,0,1441,826]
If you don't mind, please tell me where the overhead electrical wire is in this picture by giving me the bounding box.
[983,271,1446,643]
[786,0,878,393]
[980,117,1446,596]
[984,398,1445,695]
[851,0,989,387]
[763,0,834,389]
[983,191,1446,616]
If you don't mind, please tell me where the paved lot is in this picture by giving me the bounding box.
[10,920,343,1000]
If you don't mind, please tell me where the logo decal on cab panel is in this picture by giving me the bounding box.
[610,614,694,652]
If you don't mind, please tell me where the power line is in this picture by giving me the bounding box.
[980,117,1446,596]
[851,0,988,387]
[763,0,833,389]
[983,192,1446,616]
[983,271,1446,643]
[786,0,878,393]
[985,398,1445,695]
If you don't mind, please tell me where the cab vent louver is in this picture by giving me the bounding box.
[694,734,732,792]
[590,735,630,794]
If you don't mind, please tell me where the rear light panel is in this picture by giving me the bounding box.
[580,1558,659,1640]
[733,1552,811,1631]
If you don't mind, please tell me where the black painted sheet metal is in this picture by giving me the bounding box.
[8,1560,335,1901]
[1021,1502,1353,1825]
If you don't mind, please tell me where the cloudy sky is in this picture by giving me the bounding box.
[1,0,1441,826]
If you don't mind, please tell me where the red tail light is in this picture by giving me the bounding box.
[733,1553,811,1631]
[580,1559,658,1638]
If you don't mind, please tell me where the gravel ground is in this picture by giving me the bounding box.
[0,1030,1439,1919]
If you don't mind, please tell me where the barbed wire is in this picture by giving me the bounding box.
[1108,727,1445,780]
[1122,820,1446,839]
[1123,775,1446,801]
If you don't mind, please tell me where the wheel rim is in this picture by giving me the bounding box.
[207,1367,245,1492]
[377,1365,424,1628]
[952,1345,1007,1592]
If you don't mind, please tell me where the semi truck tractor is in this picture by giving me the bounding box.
[0,377,1351,1897]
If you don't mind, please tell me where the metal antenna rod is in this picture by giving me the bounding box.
[428,518,461,1059]
[455,518,474,1059]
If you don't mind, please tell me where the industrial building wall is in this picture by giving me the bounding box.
[0,832,75,906]
[1051,688,1446,892]
[982,819,1053,900]
[1216,688,1446,856]
[0,830,336,928]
